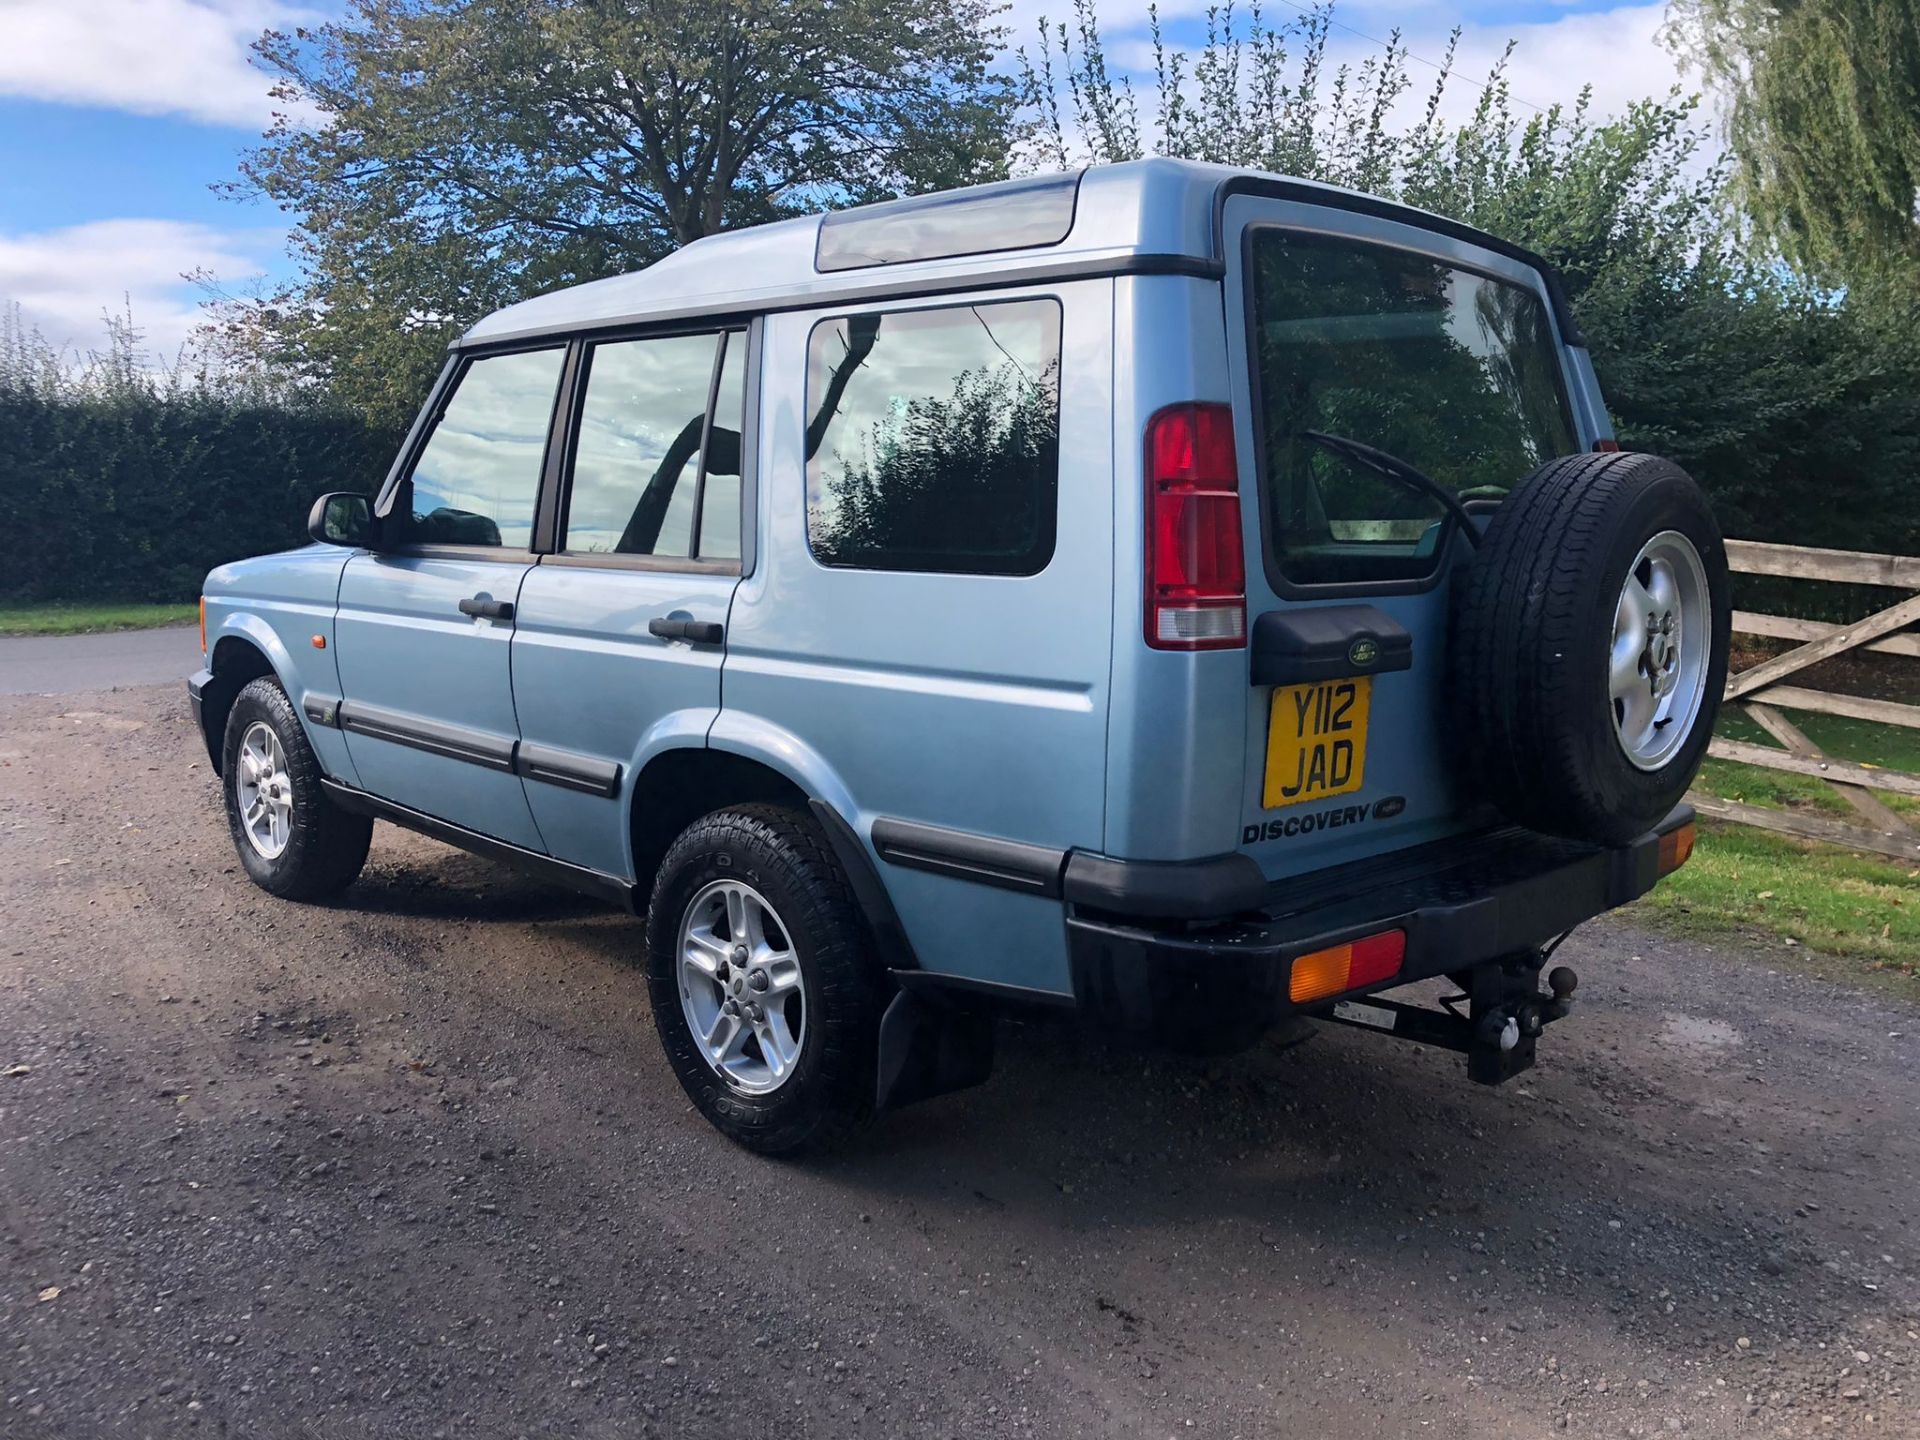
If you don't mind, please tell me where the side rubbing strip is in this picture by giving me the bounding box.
[301,692,343,728]
[871,818,1067,897]
[335,701,516,772]
[515,742,621,798]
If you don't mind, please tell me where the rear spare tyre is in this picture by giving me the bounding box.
[1451,451,1729,846]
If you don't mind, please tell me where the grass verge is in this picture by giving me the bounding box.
[0,603,197,637]
[1635,820,1920,984]
[1627,700,1920,983]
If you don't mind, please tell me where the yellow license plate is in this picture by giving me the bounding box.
[1264,677,1371,809]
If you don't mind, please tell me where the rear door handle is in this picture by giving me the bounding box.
[649,617,725,645]
[459,597,514,621]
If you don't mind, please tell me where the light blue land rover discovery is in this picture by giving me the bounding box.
[190,160,1728,1153]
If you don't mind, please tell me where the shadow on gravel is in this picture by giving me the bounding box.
[313,844,1872,1358]
[342,852,613,925]
[806,1011,1841,1348]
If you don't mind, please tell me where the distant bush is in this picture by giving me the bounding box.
[0,311,398,604]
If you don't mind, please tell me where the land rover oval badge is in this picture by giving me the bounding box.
[1348,636,1379,668]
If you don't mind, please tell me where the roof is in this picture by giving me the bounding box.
[460,158,1578,347]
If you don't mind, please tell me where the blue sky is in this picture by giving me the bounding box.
[0,0,1702,361]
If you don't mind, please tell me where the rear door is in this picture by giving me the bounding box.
[1222,196,1590,879]
[334,345,563,851]
[509,326,749,879]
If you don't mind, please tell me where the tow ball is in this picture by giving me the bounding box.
[1322,949,1579,1085]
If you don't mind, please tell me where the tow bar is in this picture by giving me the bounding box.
[1320,949,1578,1084]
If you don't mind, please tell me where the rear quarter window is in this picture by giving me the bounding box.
[1248,229,1576,588]
[803,297,1062,576]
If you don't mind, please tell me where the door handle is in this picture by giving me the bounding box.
[459,597,514,621]
[649,617,725,645]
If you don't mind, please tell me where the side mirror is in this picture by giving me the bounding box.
[307,492,374,547]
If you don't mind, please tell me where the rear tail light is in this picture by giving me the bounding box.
[1145,403,1245,650]
[1593,438,1622,453]
[1288,928,1407,1004]
[1657,822,1696,875]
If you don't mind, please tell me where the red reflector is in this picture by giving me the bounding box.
[1346,929,1407,988]
[1144,403,1245,651]
[1593,438,1622,452]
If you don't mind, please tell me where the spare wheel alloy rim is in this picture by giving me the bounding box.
[677,879,807,1095]
[1609,529,1711,772]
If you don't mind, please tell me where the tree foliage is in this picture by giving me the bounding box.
[1023,1,1920,564]
[225,0,1015,429]
[1665,0,1920,279]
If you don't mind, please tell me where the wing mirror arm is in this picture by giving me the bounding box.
[307,492,378,548]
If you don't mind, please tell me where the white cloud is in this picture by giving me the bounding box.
[1415,4,1689,127]
[1022,2,1698,136]
[0,0,322,130]
[0,218,281,360]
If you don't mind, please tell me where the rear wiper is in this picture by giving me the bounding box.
[1298,430,1483,549]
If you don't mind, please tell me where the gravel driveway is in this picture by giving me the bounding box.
[2,683,1916,1438]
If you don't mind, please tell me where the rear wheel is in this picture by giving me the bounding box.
[220,676,372,899]
[1451,452,1730,845]
[645,804,887,1155]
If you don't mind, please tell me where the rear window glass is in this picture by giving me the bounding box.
[804,298,1061,576]
[1248,229,1576,587]
[815,173,1079,272]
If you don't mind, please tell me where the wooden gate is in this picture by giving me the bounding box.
[1690,540,1920,861]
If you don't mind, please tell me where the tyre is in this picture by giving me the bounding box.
[220,676,373,900]
[1451,452,1730,846]
[645,804,887,1155]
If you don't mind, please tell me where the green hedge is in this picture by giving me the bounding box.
[0,386,396,604]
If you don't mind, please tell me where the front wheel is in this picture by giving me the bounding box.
[220,676,372,900]
[645,804,887,1155]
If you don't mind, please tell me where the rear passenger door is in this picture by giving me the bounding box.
[719,287,1113,995]
[333,345,561,850]
[510,326,750,879]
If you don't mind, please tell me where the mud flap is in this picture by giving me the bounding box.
[875,990,997,1111]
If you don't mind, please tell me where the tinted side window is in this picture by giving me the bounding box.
[805,298,1061,575]
[398,348,564,548]
[564,329,746,561]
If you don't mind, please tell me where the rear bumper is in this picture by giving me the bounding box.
[1067,805,1693,1031]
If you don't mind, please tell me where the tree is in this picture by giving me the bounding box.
[225,0,1015,428]
[1021,1,1920,566]
[1665,0,1920,279]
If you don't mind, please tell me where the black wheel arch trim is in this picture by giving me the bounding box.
[810,801,923,971]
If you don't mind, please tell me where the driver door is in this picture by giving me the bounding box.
[332,345,565,851]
